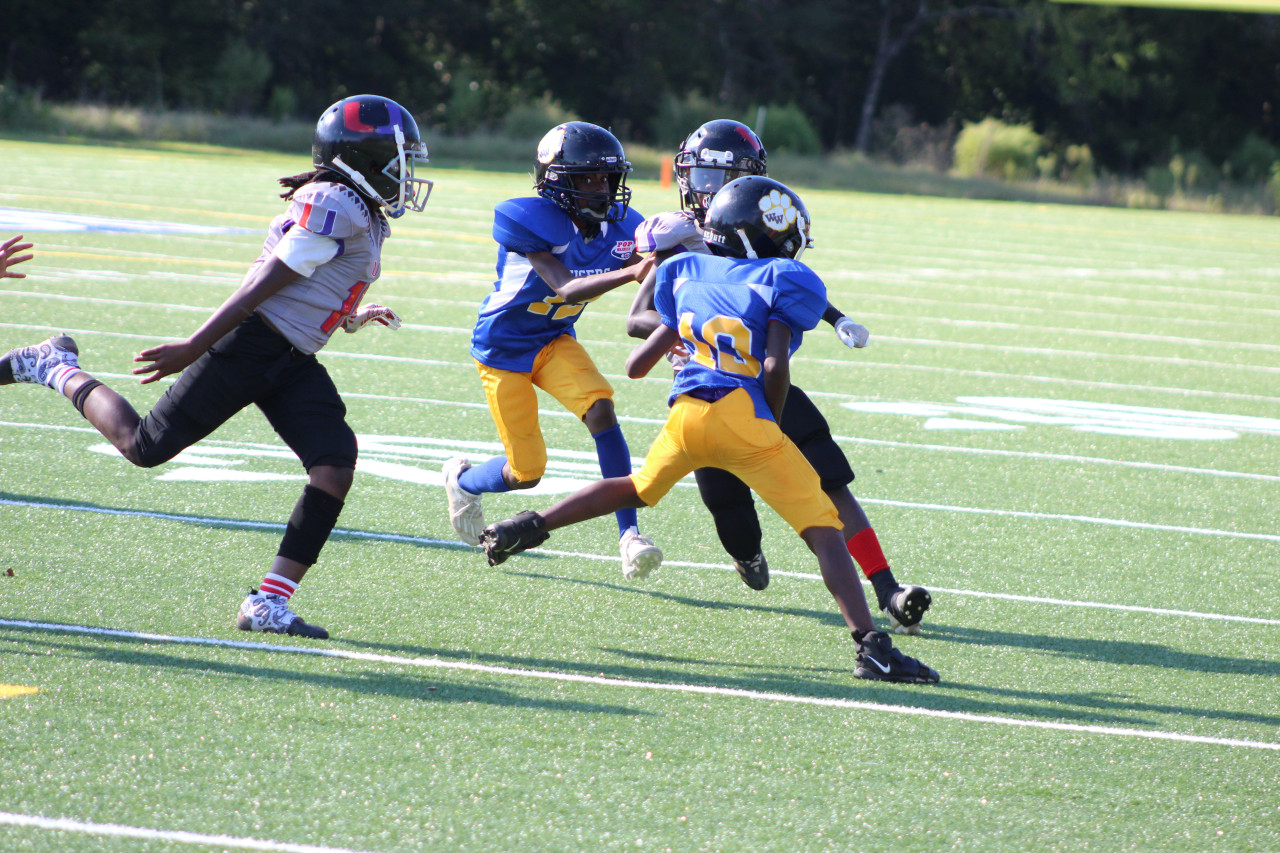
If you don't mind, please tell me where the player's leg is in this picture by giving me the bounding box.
[694,466,768,590]
[445,361,546,545]
[783,386,931,633]
[245,351,356,639]
[540,336,661,580]
[481,403,692,569]
[708,391,938,683]
[2,334,148,460]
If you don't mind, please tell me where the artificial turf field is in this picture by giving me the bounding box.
[0,137,1277,853]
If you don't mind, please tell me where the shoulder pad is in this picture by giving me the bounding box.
[493,197,574,253]
[289,182,370,239]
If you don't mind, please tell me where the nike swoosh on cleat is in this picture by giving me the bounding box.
[864,656,892,674]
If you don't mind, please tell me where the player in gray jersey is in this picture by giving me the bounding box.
[0,94,432,639]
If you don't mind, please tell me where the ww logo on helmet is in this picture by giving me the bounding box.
[758,190,798,232]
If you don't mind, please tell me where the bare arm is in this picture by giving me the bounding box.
[763,321,792,423]
[625,325,681,379]
[625,268,661,340]
[529,251,655,304]
[133,256,302,384]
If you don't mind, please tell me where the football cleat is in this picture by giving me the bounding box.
[1,334,80,388]
[236,589,329,639]
[853,630,939,684]
[733,552,769,591]
[442,457,486,546]
[620,529,662,581]
[883,584,931,635]
[480,510,549,566]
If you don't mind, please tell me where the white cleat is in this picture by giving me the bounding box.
[620,529,662,581]
[236,589,328,639]
[0,334,80,388]
[443,457,486,546]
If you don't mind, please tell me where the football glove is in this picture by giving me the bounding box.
[834,316,870,349]
[342,304,402,333]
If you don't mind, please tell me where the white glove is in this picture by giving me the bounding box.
[342,304,402,333]
[834,316,870,349]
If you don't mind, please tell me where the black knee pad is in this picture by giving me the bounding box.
[277,484,346,567]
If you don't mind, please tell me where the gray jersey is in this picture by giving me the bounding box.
[253,181,389,354]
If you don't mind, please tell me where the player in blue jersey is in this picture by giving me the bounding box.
[625,120,931,635]
[478,177,939,683]
[443,122,664,581]
[0,95,431,639]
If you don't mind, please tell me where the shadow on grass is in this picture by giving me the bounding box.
[0,491,472,554]
[0,628,646,717]
[3,619,1278,735]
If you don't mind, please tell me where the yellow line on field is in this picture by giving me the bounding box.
[0,685,39,698]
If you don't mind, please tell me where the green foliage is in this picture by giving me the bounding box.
[746,103,821,156]
[211,40,272,114]
[953,117,1044,181]
[651,92,722,151]
[1227,133,1280,184]
[499,95,579,143]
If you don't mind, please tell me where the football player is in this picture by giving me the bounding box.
[0,94,432,639]
[479,177,938,683]
[626,120,931,634]
[443,121,663,581]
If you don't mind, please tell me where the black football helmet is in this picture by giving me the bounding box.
[535,122,633,223]
[313,94,432,218]
[675,119,768,217]
[702,176,812,261]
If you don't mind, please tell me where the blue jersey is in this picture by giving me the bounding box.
[653,252,827,420]
[471,196,645,371]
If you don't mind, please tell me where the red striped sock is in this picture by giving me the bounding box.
[259,572,298,599]
[846,527,889,579]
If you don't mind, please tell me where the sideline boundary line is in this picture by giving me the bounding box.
[2,618,1277,752]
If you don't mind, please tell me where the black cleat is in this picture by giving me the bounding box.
[854,630,940,684]
[733,552,769,590]
[883,584,931,635]
[479,510,549,566]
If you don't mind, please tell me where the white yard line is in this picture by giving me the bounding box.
[0,811,380,853]
[1,618,1277,752]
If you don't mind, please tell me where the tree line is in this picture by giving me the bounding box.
[6,0,1279,178]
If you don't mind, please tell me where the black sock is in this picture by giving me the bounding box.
[869,568,901,611]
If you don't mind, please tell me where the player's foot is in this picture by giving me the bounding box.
[236,588,329,639]
[480,510,549,566]
[733,552,769,591]
[620,529,662,581]
[883,584,931,635]
[1,334,80,388]
[853,630,939,684]
[442,457,485,545]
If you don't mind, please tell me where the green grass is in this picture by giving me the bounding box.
[1,137,1278,853]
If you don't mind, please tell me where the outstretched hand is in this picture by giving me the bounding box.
[1,235,34,279]
[134,340,202,384]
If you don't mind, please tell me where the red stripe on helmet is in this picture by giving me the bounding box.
[343,100,377,133]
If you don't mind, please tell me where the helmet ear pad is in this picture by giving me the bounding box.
[534,122,633,223]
